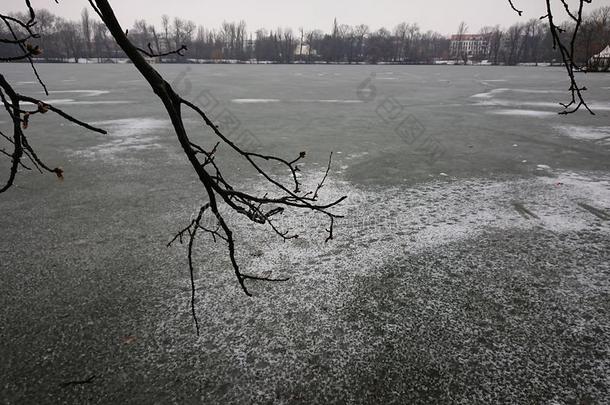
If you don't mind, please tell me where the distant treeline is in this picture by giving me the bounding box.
[1,7,609,65]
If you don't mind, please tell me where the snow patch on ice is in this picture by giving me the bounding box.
[472,88,563,99]
[554,125,610,144]
[25,99,129,107]
[488,109,556,118]
[471,88,509,98]
[24,99,75,105]
[91,118,170,137]
[73,117,171,161]
[203,169,610,285]
[475,99,562,109]
[153,169,609,367]
[63,101,130,105]
[296,99,363,104]
[232,99,281,104]
[345,151,370,160]
[540,171,610,203]
[23,90,114,106]
[477,100,610,111]
[50,89,110,97]
[231,99,363,104]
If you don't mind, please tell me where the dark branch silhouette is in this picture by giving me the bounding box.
[88,0,345,334]
[0,1,52,94]
[507,0,524,16]
[507,0,594,114]
[136,42,188,58]
[0,74,106,193]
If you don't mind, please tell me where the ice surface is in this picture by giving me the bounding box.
[1,64,609,403]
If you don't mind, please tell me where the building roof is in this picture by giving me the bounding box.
[593,45,610,58]
[450,34,490,41]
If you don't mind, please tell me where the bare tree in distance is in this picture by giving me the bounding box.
[0,0,597,333]
[81,8,91,59]
[504,22,524,65]
[455,21,469,64]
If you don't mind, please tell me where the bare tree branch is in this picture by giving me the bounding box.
[86,0,345,334]
[508,0,524,16]
[0,4,107,193]
[136,42,187,58]
[508,0,594,114]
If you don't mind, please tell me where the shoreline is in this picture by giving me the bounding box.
[3,58,569,67]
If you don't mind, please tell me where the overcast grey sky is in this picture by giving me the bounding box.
[5,0,610,34]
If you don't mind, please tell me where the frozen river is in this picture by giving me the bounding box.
[1,64,609,403]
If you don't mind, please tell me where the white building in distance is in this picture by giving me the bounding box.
[450,34,490,60]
